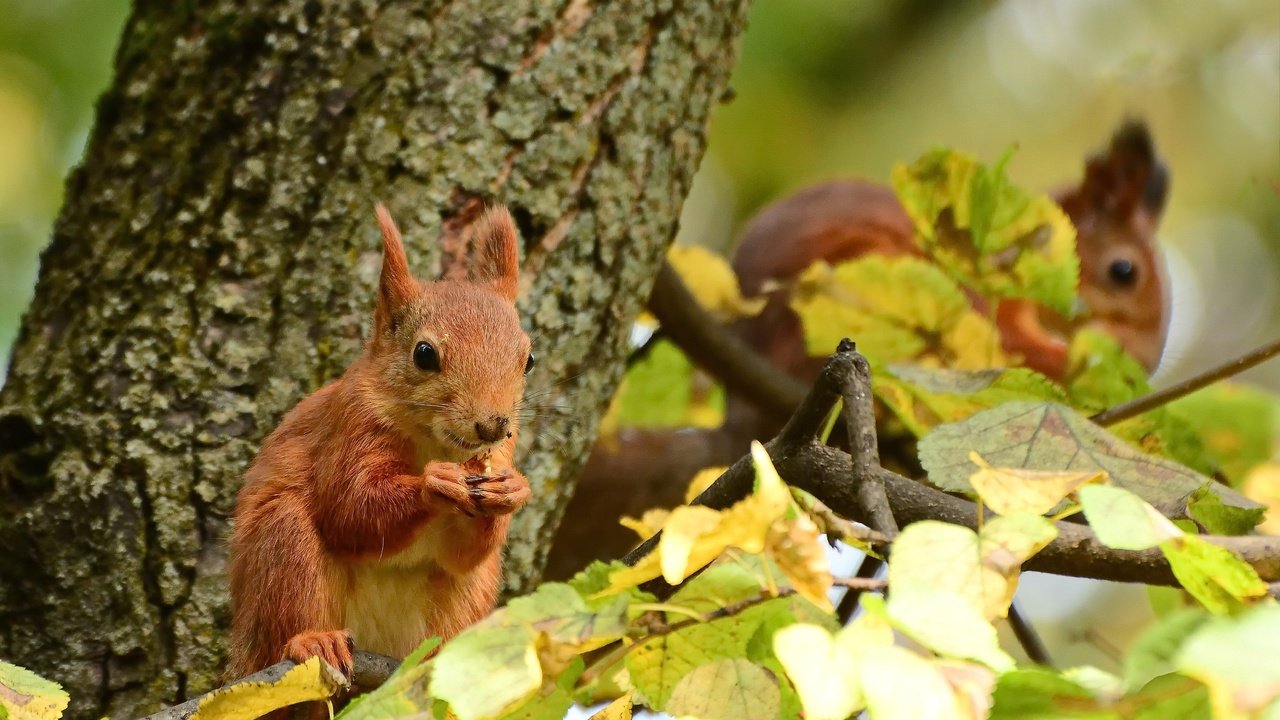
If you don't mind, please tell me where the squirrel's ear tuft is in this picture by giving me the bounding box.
[374,203,417,331]
[469,205,520,302]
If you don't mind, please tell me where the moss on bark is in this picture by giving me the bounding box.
[0,0,748,716]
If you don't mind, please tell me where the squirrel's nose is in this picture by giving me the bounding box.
[475,416,510,443]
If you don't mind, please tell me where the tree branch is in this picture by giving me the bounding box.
[1091,336,1280,426]
[622,345,1280,599]
[139,651,399,720]
[648,260,808,418]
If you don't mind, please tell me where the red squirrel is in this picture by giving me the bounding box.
[227,203,534,679]
[543,121,1172,581]
[732,120,1171,388]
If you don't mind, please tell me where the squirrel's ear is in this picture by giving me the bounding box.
[374,203,417,330]
[469,205,520,302]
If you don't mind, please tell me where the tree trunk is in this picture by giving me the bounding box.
[0,1,748,716]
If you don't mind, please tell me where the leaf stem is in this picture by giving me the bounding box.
[1091,336,1280,426]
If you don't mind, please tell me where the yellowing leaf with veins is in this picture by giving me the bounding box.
[968,451,1107,516]
[0,661,69,720]
[667,245,766,321]
[889,517,1056,620]
[191,657,343,720]
[891,147,1079,317]
[1160,535,1268,615]
[765,513,833,611]
[665,658,781,720]
[606,442,790,591]
[789,256,1005,368]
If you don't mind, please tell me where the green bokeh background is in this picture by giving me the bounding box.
[0,0,1278,676]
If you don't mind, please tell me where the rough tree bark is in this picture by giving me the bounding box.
[0,1,749,717]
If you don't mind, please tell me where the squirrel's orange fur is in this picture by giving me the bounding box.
[227,203,532,679]
[732,120,1171,383]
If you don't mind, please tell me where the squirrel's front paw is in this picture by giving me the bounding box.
[283,629,355,679]
[423,461,476,516]
[465,469,530,516]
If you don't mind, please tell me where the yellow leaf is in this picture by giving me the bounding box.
[935,660,997,720]
[685,466,727,503]
[968,451,1107,516]
[588,693,633,720]
[1243,464,1280,535]
[860,645,968,720]
[942,311,1009,369]
[667,245,766,321]
[889,517,1057,620]
[191,657,343,720]
[773,615,893,720]
[605,442,791,591]
[619,508,672,540]
[766,513,833,611]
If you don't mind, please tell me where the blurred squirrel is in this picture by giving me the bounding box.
[228,204,533,680]
[544,121,1171,579]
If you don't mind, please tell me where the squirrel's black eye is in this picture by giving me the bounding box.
[525,353,535,375]
[413,342,440,372]
[1108,258,1137,286]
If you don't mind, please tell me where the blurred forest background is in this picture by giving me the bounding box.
[1,0,1278,674]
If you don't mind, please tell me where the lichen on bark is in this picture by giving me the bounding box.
[0,0,749,717]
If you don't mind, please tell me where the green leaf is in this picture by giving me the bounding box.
[1175,604,1280,717]
[1186,484,1265,535]
[890,147,1079,316]
[338,638,441,719]
[429,626,542,720]
[1124,610,1212,692]
[1065,329,1150,413]
[1079,484,1184,551]
[0,661,70,720]
[877,365,1067,437]
[665,658,781,720]
[496,583,628,652]
[1160,535,1268,615]
[625,562,789,711]
[918,401,1260,513]
[1128,673,1211,720]
[613,339,724,429]
[1167,382,1280,486]
[495,658,584,720]
[887,589,1015,671]
[990,667,1108,719]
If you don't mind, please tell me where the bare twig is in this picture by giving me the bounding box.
[648,260,808,418]
[140,651,399,720]
[1092,336,1280,426]
[1007,603,1053,666]
[838,341,898,538]
[831,576,887,592]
